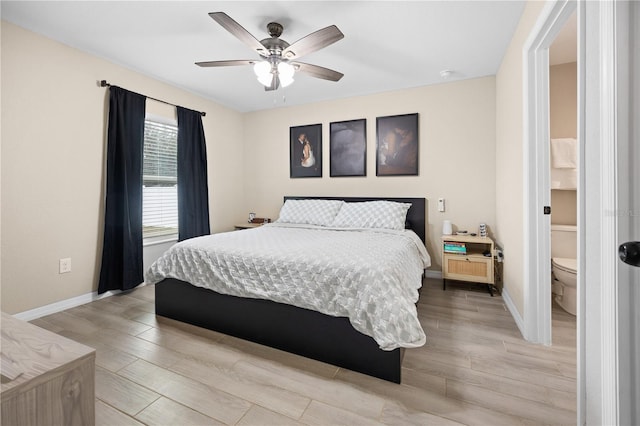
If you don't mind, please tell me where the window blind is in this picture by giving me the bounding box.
[143,119,178,239]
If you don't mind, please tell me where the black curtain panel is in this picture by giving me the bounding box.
[177,106,210,241]
[98,86,146,294]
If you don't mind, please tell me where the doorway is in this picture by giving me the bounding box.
[521,0,577,419]
[548,11,577,320]
[522,0,576,347]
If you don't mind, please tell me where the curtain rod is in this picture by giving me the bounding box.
[100,80,206,117]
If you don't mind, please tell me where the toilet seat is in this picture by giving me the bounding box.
[552,257,576,274]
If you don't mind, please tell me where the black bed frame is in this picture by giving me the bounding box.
[155,196,426,383]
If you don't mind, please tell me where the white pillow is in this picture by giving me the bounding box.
[331,201,411,230]
[276,199,344,226]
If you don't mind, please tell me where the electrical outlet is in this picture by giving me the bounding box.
[59,258,72,274]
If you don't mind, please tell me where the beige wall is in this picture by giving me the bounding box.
[550,62,577,139]
[243,77,497,270]
[551,190,577,225]
[550,62,577,226]
[495,1,545,316]
[1,22,245,314]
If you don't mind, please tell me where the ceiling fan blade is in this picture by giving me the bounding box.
[292,62,344,82]
[265,74,280,91]
[209,12,268,57]
[195,59,255,68]
[282,25,344,60]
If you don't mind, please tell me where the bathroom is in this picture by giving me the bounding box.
[549,15,577,317]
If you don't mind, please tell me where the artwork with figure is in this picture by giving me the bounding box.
[290,124,322,178]
[376,113,419,176]
[330,119,367,177]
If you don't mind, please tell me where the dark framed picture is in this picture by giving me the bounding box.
[330,119,367,177]
[290,123,322,178]
[376,113,419,176]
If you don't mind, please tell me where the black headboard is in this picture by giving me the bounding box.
[283,196,426,244]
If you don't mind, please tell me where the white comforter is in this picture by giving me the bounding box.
[145,223,431,350]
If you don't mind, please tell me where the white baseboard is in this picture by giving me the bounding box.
[502,287,527,340]
[424,269,442,280]
[13,284,148,321]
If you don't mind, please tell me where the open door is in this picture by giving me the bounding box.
[616,1,640,422]
[582,1,639,424]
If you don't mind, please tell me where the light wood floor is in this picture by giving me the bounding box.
[30,278,577,425]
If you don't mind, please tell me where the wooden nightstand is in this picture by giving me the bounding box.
[442,234,497,296]
[234,223,264,230]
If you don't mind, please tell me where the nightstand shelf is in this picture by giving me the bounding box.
[234,223,264,230]
[442,234,497,296]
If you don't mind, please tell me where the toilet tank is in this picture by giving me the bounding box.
[551,224,577,259]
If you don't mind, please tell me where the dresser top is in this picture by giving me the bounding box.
[1,311,95,396]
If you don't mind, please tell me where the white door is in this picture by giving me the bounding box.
[582,1,639,424]
[617,1,640,423]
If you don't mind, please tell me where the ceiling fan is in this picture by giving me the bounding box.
[196,12,344,91]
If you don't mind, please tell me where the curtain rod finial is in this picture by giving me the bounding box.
[100,80,109,87]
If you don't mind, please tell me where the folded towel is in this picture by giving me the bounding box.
[551,138,577,168]
[551,167,577,190]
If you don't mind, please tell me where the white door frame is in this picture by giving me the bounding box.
[522,0,576,346]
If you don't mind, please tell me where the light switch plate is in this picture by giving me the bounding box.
[437,198,445,212]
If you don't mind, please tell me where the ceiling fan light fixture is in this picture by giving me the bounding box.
[257,73,274,87]
[253,61,273,86]
[278,62,295,87]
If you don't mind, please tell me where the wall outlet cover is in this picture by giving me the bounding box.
[59,258,71,274]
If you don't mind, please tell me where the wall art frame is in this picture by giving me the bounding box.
[329,118,367,177]
[290,123,322,178]
[376,113,419,176]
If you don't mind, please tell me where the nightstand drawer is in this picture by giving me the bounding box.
[443,254,494,284]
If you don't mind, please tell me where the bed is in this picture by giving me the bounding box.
[148,196,428,383]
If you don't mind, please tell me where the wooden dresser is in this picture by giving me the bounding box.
[1,312,96,425]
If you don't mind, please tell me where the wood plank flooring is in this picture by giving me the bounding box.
[30,278,577,425]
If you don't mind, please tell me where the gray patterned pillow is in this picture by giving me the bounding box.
[276,199,344,226]
[331,201,411,230]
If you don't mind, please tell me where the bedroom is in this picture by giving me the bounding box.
[1,1,637,425]
[0,2,502,322]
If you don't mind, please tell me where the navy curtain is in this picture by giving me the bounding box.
[177,107,210,241]
[98,87,146,294]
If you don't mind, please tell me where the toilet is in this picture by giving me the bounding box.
[551,224,577,315]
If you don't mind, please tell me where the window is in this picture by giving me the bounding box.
[143,117,178,239]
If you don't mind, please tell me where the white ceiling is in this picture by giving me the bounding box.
[1,1,527,113]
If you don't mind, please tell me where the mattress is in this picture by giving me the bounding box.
[145,223,431,350]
